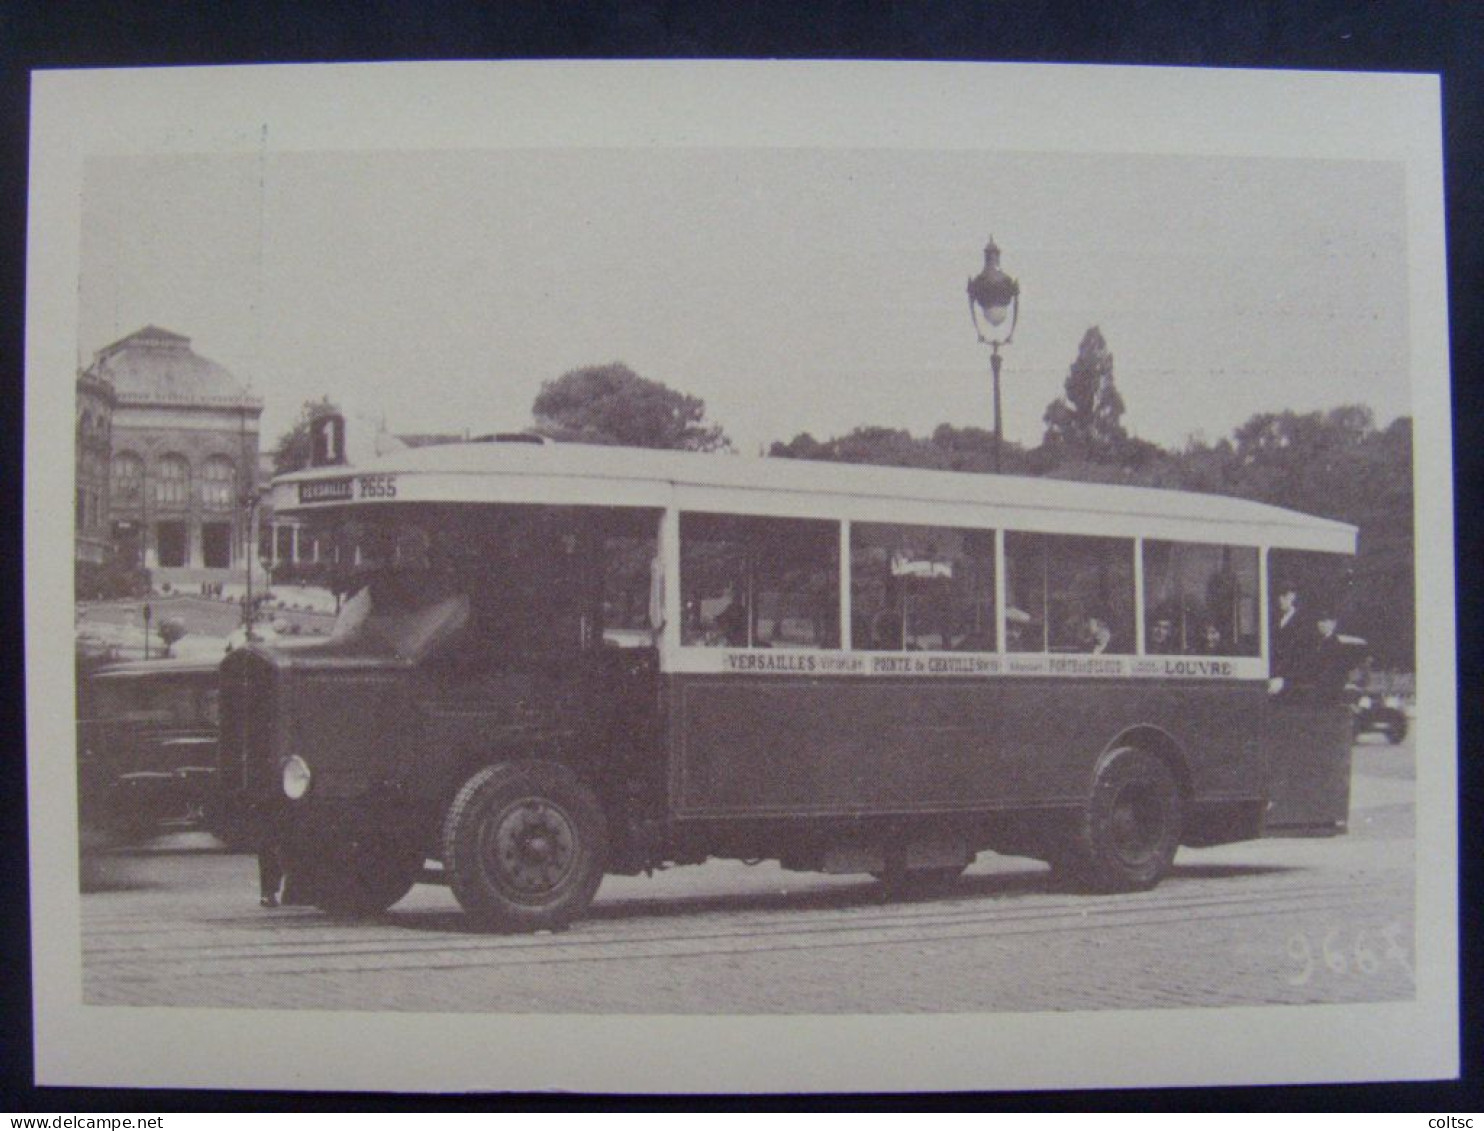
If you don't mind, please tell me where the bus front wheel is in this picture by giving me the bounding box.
[1057,747,1182,893]
[442,761,608,933]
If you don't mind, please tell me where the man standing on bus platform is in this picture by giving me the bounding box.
[1305,608,1353,703]
[1270,582,1308,694]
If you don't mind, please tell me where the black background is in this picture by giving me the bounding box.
[1,0,1479,1114]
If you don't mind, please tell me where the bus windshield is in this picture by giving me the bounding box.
[331,570,469,662]
[306,504,660,662]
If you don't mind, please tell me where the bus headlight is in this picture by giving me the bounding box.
[281,755,313,800]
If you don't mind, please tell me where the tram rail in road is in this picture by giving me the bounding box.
[80,735,1415,1014]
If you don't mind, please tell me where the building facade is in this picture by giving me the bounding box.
[80,326,263,584]
[75,367,115,566]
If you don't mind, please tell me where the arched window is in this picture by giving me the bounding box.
[202,456,237,509]
[155,454,191,507]
[111,451,144,505]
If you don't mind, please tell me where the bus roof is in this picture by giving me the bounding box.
[274,441,1357,554]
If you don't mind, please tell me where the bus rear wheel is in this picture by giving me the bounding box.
[1057,747,1182,893]
[442,761,608,933]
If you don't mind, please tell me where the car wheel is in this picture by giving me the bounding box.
[442,762,608,933]
[1058,747,1183,893]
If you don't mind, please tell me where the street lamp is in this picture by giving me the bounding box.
[966,236,1021,474]
[240,487,262,641]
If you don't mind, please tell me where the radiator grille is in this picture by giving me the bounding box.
[219,649,278,799]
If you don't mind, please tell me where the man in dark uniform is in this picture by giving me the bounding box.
[1270,582,1308,693]
[1306,608,1353,703]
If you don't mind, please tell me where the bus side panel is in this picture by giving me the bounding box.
[1261,700,1352,835]
[666,675,1265,817]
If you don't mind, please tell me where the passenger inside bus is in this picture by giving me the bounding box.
[1147,615,1177,654]
[1141,540,1260,657]
[682,513,838,648]
[1005,532,1134,654]
[1198,622,1225,655]
[1085,614,1116,655]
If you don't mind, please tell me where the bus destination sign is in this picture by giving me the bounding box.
[296,474,399,505]
[298,477,355,504]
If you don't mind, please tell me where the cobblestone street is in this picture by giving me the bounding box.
[80,738,1415,1014]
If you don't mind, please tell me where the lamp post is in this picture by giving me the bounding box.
[240,487,261,641]
[966,237,1021,474]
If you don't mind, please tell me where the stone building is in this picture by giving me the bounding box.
[75,366,115,566]
[81,326,263,585]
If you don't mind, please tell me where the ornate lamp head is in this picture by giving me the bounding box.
[967,236,1020,339]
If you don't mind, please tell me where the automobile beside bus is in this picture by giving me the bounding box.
[78,657,224,843]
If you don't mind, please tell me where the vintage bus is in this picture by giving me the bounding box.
[219,437,1356,930]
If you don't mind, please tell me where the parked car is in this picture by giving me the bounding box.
[76,657,236,844]
[1350,689,1409,744]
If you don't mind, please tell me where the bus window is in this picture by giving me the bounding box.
[1143,542,1259,656]
[850,523,996,651]
[602,521,660,648]
[681,513,839,648]
[1004,533,1135,654]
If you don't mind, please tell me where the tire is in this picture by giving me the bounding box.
[1058,747,1183,893]
[311,838,423,918]
[442,762,608,932]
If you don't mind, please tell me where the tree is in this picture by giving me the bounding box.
[1172,406,1414,669]
[1042,327,1129,461]
[157,617,186,658]
[771,424,1031,473]
[274,396,341,475]
[930,424,1011,474]
[532,364,729,451]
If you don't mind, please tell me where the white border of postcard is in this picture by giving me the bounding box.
[26,61,1456,1093]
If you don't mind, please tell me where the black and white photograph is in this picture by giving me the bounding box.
[26,61,1456,1093]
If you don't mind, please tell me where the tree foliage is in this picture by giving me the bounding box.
[770,424,1031,474]
[1042,327,1131,461]
[1180,407,1414,667]
[157,617,187,658]
[273,396,341,475]
[533,364,729,451]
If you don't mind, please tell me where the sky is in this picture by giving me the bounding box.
[79,147,1411,455]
